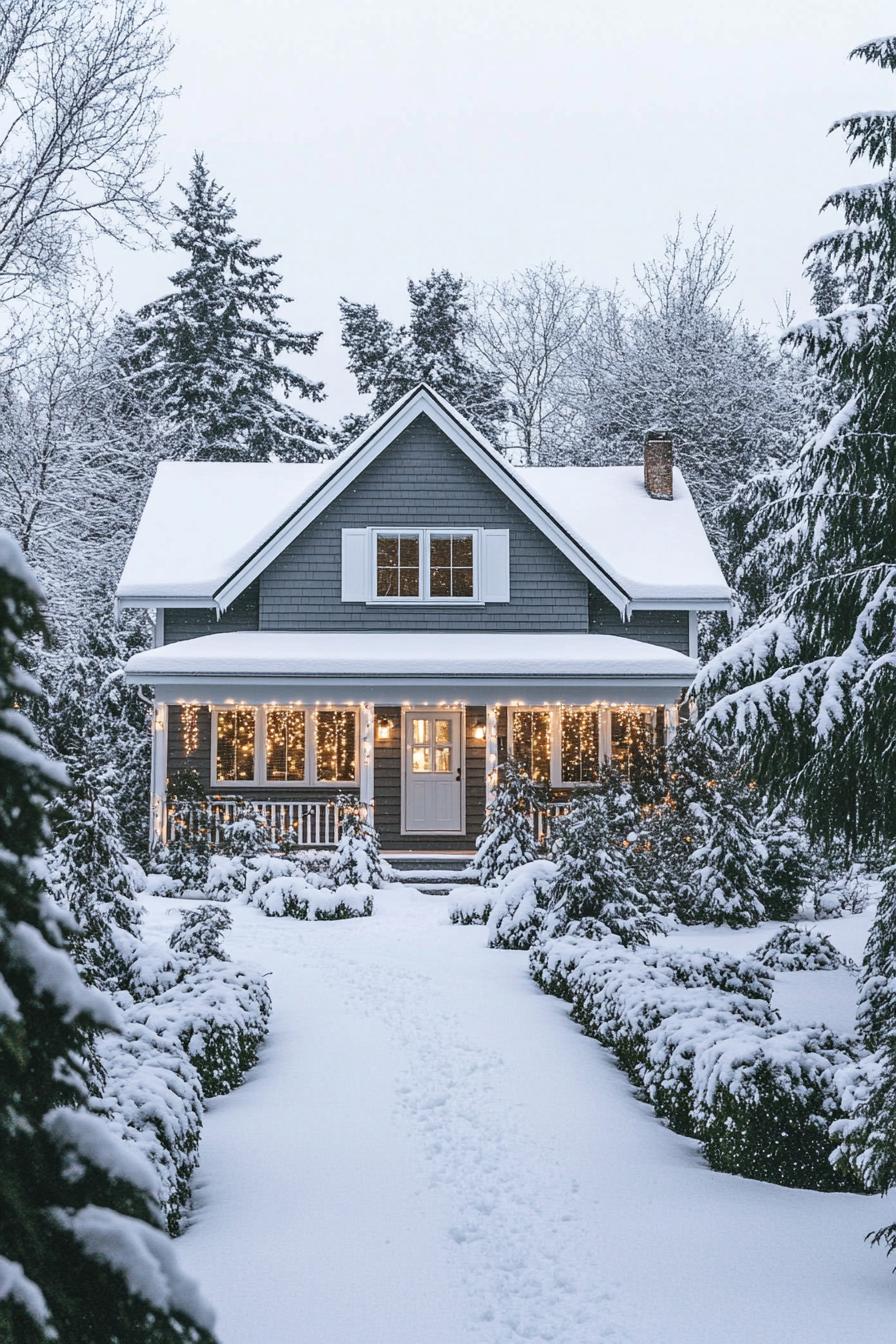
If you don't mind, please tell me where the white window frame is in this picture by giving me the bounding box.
[210,706,359,788]
[368,526,482,604]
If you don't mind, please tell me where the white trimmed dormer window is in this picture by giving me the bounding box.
[340,527,509,604]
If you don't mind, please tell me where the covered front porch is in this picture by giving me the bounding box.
[125,630,697,854]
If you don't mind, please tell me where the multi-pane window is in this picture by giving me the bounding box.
[212,707,357,785]
[315,710,357,782]
[371,529,477,600]
[511,709,552,782]
[215,709,256,782]
[411,716,453,772]
[376,533,420,597]
[265,708,306,782]
[560,709,601,784]
[429,533,474,598]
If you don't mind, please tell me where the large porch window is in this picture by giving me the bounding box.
[212,706,359,787]
[509,705,660,787]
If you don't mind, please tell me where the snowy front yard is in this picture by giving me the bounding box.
[143,890,895,1344]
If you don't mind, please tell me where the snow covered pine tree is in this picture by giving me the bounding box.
[471,758,544,887]
[0,530,216,1344]
[129,152,325,462]
[695,34,896,1251]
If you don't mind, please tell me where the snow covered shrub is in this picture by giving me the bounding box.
[93,1019,204,1235]
[486,860,557,949]
[692,1021,861,1190]
[758,806,815,920]
[547,791,667,945]
[165,812,211,894]
[316,885,376,920]
[449,893,494,925]
[169,905,232,965]
[203,852,246,901]
[328,797,385,887]
[131,962,272,1098]
[221,802,270,860]
[242,852,297,899]
[829,1050,888,1194]
[249,872,374,920]
[808,861,869,919]
[755,924,854,972]
[471,758,543,887]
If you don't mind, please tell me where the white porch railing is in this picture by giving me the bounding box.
[533,801,570,848]
[167,798,346,848]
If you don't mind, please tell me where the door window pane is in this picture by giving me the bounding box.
[412,717,429,744]
[266,709,305,782]
[560,709,600,783]
[315,710,356,781]
[377,533,419,597]
[435,719,451,744]
[216,709,256,782]
[511,710,551,781]
[412,746,431,772]
[434,746,451,772]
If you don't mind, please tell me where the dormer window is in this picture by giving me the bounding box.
[376,532,420,597]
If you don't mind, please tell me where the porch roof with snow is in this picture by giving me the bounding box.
[124,630,698,704]
[116,385,730,615]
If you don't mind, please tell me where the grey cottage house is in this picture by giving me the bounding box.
[119,385,730,856]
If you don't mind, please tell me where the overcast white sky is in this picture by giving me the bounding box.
[101,0,896,421]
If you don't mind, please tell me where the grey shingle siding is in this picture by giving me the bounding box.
[162,582,260,645]
[588,588,690,655]
[258,414,590,631]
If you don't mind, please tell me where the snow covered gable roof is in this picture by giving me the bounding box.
[117,384,730,613]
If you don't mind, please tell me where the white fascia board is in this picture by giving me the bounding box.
[212,385,632,615]
[116,596,217,609]
[122,672,693,706]
[627,597,732,612]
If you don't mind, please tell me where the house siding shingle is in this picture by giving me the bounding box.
[258,414,590,631]
[162,582,260,645]
[588,587,690,656]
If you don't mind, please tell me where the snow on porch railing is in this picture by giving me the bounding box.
[166,798,346,848]
[533,801,570,849]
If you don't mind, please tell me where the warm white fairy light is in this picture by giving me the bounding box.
[179,701,200,756]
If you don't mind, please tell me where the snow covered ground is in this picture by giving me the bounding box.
[142,890,896,1344]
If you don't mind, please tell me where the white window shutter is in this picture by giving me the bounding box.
[341,529,368,601]
[481,529,510,602]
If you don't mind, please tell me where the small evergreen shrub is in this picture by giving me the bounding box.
[449,893,494,925]
[169,905,232,965]
[203,853,246,901]
[486,860,557,949]
[471,759,544,887]
[759,806,815,920]
[221,802,270,860]
[249,872,374,920]
[808,861,869,919]
[329,798,385,887]
[755,924,854,972]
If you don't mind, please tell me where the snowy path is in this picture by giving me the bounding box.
[144,889,896,1344]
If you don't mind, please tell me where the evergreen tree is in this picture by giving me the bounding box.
[329,799,385,888]
[131,153,325,462]
[0,529,216,1344]
[641,722,719,922]
[169,906,232,967]
[339,269,506,440]
[689,770,767,929]
[471,759,544,887]
[546,790,666,946]
[695,38,896,850]
[857,852,896,1257]
[758,805,815,921]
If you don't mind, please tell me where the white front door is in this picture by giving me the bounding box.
[403,710,464,834]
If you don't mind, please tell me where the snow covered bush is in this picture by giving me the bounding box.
[203,852,246,901]
[221,801,270,860]
[328,798,385,887]
[829,1050,888,1194]
[486,860,557,949]
[758,806,815,921]
[755,924,854,972]
[130,964,272,1098]
[807,861,869,920]
[449,893,493,925]
[164,814,211,895]
[92,1020,205,1235]
[169,905,232,965]
[692,1021,861,1190]
[546,791,668,945]
[470,758,543,887]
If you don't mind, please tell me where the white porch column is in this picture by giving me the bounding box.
[150,701,168,847]
[359,701,375,818]
[485,704,499,809]
[664,701,680,747]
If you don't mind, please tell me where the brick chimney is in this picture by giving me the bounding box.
[644,432,674,500]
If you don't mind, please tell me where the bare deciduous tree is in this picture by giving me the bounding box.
[471,261,592,462]
[0,0,171,304]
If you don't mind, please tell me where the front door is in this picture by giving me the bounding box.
[403,710,464,834]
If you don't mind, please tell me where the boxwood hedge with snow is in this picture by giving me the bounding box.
[529,933,862,1190]
[129,963,272,1098]
[485,860,557,949]
[755,924,855,972]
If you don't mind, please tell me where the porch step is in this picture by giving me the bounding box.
[384,853,478,892]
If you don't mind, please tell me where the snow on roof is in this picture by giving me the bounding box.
[516,465,728,602]
[125,630,697,680]
[117,460,329,600]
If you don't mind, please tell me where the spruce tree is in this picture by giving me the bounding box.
[471,759,544,887]
[758,804,814,921]
[695,37,896,850]
[131,153,325,462]
[546,790,665,946]
[339,269,506,440]
[0,530,216,1344]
